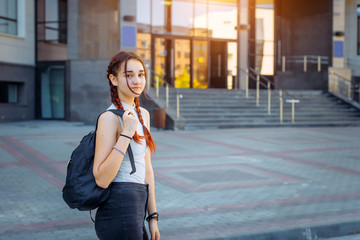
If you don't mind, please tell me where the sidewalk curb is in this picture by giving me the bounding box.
[220,221,360,240]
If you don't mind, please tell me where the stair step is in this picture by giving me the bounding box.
[147,89,360,129]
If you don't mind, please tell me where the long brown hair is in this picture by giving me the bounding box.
[106,51,155,153]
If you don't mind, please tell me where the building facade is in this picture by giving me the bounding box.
[0,0,359,123]
[0,0,35,122]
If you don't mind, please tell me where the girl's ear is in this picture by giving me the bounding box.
[109,74,118,86]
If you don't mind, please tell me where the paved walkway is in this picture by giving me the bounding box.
[0,120,359,240]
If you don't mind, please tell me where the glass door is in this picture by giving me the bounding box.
[39,65,65,119]
[153,37,166,86]
[210,40,227,88]
[193,40,208,88]
[153,36,192,88]
[174,39,190,88]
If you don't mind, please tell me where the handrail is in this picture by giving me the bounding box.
[243,67,298,101]
[281,55,329,72]
[149,67,301,123]
[240,66,300,123]
[147,69,180,115]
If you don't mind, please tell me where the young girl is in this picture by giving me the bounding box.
[93,51,160,240]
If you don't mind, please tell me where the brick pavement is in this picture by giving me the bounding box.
[0,120,359,240]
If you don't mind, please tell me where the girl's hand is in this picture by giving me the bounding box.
[121,109,138,137]
[149,220,160,240]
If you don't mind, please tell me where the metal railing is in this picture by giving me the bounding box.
[148,70,184,119]
[243,67,300,123]
[280,55,329,72]
[148,67,300,124]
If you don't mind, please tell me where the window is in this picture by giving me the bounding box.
[0,82,19,103]
[255,0,274,75]
[358,5,360,55]
[39,0,67,43]
[0,0,17,35]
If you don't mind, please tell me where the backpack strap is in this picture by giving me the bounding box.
[95,109,136,175]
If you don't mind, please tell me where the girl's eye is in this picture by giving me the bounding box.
[126,74,134,78]
[139,73,145,77]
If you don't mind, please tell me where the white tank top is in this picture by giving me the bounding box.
[107,103,148,184]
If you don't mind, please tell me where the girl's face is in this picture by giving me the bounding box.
[111,59,146,99]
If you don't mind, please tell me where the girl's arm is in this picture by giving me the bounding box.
[93,110,136,189]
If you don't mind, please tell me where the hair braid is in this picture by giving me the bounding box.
[134,98,156,152]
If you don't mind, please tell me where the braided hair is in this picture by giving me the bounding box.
[106,51,155,153]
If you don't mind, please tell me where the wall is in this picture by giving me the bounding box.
[68,59,111,124]
[275,72,328,90]
[77,0,119,59]
[275,0,332,90]
[278,0,332,57]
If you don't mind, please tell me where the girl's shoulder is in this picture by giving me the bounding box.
[98,111,120,127]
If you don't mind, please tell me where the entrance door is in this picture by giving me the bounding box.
[193,40,208,88]
[39,65,65,119]
[153,36,191,88]
[174,39,190,88]
[210,41,227,88]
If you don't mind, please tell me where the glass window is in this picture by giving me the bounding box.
[0,82,18,103]
[255,1,274,75]
[208,0,237,39]
[171,0,193,36]
[137,33,151,62]
[193,0,208,37]
[137,0,151,33]
[0,0,17,35]
[152,0,166,34]
[37,0,67,44]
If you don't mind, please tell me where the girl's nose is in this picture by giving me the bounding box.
[132,76,141,83]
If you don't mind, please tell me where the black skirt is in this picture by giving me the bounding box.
[95,182,149,240]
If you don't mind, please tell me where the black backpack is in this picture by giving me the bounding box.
[62,109,136,211]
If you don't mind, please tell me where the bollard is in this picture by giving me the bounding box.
[279,90,283,123]
[282,56,286,72]
[292,102,295,123]
[166,84,169,108]
[246,69,249,98]
[147,74,150,91]
[256,74,260,106]
[317,56,321,72]
[304,56,307,72]
[286,99,300,124]
[268,82,271,115]
[177,94,182,119]
[156,76,159,99]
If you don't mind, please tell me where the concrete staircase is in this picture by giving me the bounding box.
[146,88,360,130]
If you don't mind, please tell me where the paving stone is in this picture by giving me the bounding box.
[0,121,359,239]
